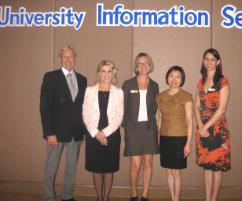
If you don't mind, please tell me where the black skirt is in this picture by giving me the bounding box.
[160,135,187,169]
[85,129,121,173]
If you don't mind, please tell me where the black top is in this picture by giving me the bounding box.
[98,91,110,130]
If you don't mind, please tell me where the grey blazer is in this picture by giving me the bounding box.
[122,76,159,129]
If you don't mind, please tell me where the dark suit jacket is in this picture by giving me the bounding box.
[122,76,159,128]
[40,69,87,142]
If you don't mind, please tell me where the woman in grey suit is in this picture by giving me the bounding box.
[122,53,159,201]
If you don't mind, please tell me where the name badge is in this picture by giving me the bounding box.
[208,87,216,92]
[130,90,138,93]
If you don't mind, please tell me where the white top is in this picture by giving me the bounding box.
[138,90,148,122]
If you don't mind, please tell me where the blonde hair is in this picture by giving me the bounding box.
[134,52,154,74]
[58,46,77,58]
[96,60,118,85]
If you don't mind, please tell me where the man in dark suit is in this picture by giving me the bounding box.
[40,46,87,201]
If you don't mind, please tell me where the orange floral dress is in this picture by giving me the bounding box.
[196,77,231,172]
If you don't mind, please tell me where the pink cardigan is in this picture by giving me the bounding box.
[82,84,124,138]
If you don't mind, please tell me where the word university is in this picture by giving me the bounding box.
[0,6,86,30]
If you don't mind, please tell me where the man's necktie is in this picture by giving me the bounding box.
[66,73,78,101]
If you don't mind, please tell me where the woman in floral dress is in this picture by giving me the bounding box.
[195,48,231,201]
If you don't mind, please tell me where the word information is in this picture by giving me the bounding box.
[96,4,210,28]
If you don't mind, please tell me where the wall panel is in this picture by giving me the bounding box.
[0,1,55,181]
[212,0,242,186]
[52,0,133,185]
[133,0,211,187]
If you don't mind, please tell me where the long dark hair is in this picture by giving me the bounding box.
[200,48,224,84]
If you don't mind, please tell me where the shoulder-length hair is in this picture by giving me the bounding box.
[200,48,224,84]
[96,60,118,85]
[134,52,154,75]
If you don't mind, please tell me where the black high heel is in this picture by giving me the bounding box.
[130,197,139,201]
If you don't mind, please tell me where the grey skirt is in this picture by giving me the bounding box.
[124,121,159,156]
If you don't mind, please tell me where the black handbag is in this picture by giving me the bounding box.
[200,134,224,151]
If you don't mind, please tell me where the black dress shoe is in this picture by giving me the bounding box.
[61,198,75,201]
[130,197,138,201]
[140,197,148,201]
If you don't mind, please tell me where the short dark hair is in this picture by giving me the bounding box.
[166,65,186,87]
